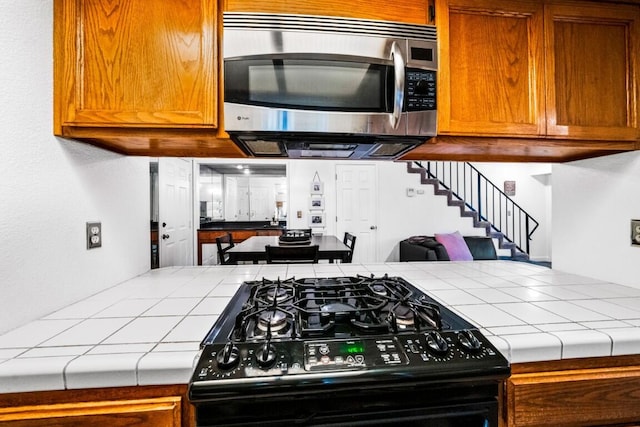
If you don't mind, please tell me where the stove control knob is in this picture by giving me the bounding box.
[256,342,277,369]
[458,330,482,352]
[426,331,448,354]
[216,342,240,370]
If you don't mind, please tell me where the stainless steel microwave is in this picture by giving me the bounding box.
[223,13,438,160]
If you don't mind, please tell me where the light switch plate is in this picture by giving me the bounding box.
[631,219,640,246]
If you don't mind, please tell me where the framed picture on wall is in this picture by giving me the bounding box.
[309,213,325,227]
[310,182,324,195]
[309,197,325,210]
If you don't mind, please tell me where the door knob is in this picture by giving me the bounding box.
[162,234,170,240]
[370,226,377,230]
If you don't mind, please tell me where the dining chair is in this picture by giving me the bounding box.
[343,232,356,263]
[265,244,319,264]
[216,233,236,265]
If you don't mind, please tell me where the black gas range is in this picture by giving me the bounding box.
[189,275,510,426]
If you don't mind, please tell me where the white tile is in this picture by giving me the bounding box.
[531,273,601,286]
[531,286,591,300]
[137,351,199,385]
[473,276,520,288]
[451,304,526,328]
[485,335,510,360]
[410,278,457,291]
[429,290,484,306]
[486,325,540,336]
[442,277,489,289]
[501,276,550,287]
[87,343,155,355]
[532,301,611,322]
[93,299,161,318]
[569,284,634,299]
[0,319,81,348]
[579,320,631,329]
[465,288,521,304]
[142,298,203,316]
[600,328,640,356]
[535,323,587,332]
[102,317,183,344]
[0,356,74,393]
[573,299,640,319]
[162,315,219,343]
[191,297,232,315]
[550,330,611,359]
[500,287,556,302]
[19,346,92,358]
[170,282,219,298]
[153,342,200,352]
[496,302,569,324]
[42,318,133,346]
[501,333,562,363]
[65,353,143,389]
[602,297,640,313]
[43,297,123,320]
[0,348,27,359]
[209,283,242,297]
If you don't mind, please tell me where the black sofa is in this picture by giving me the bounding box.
[399,235,497,262]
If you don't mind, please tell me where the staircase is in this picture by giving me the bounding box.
[406,161,539,260]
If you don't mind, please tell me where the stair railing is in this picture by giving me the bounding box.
[413,161,539,255]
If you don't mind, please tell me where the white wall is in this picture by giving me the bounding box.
[552,151,640,288]
[0,0,150,334]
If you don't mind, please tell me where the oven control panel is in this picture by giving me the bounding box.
[191,329,507,384]
[305,338,407,371]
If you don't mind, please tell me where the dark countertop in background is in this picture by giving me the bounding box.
[199,221,286,231]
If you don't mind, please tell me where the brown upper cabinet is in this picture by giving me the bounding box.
[223,0,434,25]
[437,0,640,141]
[53,0,245,157]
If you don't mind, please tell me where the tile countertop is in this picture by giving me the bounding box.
[3,261,640,394]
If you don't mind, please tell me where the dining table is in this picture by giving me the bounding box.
[226,235,352,264]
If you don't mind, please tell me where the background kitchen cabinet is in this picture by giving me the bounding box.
[223,0,434,24]
[438,0,639,141]
[224,176,282,221]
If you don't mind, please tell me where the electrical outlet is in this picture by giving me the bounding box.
[87,222,102,249]
[632,219,640,246]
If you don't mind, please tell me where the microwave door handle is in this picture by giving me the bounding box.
[390,42,405,130]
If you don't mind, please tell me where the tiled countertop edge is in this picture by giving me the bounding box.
[2,261,640,393]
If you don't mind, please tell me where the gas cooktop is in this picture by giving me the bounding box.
[189,275,509,402]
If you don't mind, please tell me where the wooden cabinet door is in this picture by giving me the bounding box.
[0,397,181,426]
[55,0,217,130]
[544,2,640,141]
[437,0,546,137]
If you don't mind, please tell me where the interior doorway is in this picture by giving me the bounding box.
[153,158,193,267]
[336,164,378,263]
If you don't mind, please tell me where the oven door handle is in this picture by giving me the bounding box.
[390,41,405,130]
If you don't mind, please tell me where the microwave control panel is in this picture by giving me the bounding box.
[406,69,436,111]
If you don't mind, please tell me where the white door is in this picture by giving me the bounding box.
[159,158,193,267]
[336,164,377,263]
